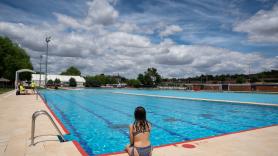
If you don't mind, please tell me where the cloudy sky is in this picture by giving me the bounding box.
[0,0,277,78]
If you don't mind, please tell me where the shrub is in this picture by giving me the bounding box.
[236,77,246,84]
[69,77,77,87]
[54,78,61,86]
[127,79,141,88]
[47,79,53,86]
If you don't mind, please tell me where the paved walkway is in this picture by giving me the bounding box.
[107,125,278,156]
[0,90,81,156]
[0,90,277,156]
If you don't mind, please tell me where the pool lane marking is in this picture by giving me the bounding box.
[85,92,242,139]
[53,105,95,156]
[60,90,276,155]
[46,91,278,156]
[62,91,272,135]
[110,90,276,118]
[77,90,272,125]
[89,94,227,134]
[38,93,70,134]
[77,102,130,137]
[59,92,189,140]
[73,92,192,140]
[53,93,129,137]
[113,92,278,107]
[106,94,263,129]
[139,94,272,123]
[104,93,275,135]
[112,92,278,123]
[46,97,95,156]
[59,92,191,141]
[39,93,90,156]
[56,91,276,154]
[84,93,229,134]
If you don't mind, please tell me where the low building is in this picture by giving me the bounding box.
[252,84,278,92]
[203,84,222,91]
[228,84,252,91]
[32,74,85,87]
[101,83,127,88]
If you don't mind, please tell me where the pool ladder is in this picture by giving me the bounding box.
[31,110,65,145]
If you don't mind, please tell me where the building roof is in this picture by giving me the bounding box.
[0,77,10,82]
[32,74,85,83]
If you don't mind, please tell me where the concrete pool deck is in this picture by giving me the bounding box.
[104,125,278,156]
[0,90,278,156]
[0,90,83,156]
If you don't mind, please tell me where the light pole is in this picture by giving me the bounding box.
[45,37,51,88]
[39,55,43,87]
[248,63,251,83]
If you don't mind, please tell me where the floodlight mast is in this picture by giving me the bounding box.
[39,55,43,87]
[45,36,51,88]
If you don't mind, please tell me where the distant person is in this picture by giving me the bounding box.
[16,83,21,95]
[31,81,36,94]
[125,106,152,156]
[19,83,27,95]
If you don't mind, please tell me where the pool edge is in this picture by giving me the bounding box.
[39,91,278,156]
[38,92,89,156]
[73,141,89,156]
[98,124,278,156]
[38,93,70,134]
[113,92,278,107]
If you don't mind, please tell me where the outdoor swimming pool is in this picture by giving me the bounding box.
[40,89,278,155]
[114,89,278,104]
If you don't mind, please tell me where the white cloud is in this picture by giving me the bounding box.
[234,5,278,43]
[84,0,119,26]
[116,22,139,33]
[0,0,276,78]
[54,13,83,29]
[155,46,193,65]
[160,25,183,37]
[0,22,47,51]
[153,44,277,76]
[54,0,119,29]
[100,32,151,48]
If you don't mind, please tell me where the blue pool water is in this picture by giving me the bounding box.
[113,89,278,104]
[40,89,278,155]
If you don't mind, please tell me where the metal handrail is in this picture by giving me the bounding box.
[31,110,65,145]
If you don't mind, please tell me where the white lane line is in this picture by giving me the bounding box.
[113,92,278,107]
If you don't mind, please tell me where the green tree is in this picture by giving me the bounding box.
[143,73,153,86]
[0,36,33,81]
[146,68,162,84]
[84,74,127,87]
[250,76,259,83]
[137,74,144,84]
[84,76,101,87]
[68,77,76,87]
[69,77,77,87]
[127,79,141,88]
[54,78,61,86]
[61,66,81,76]
[236,76,246,84]
[47,79,54,86]
[137,68,162,87]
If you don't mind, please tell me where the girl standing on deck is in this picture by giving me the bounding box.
[125,106,152,156]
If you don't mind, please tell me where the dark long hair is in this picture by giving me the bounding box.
[133,106,149,133]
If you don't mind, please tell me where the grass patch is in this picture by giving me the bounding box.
[0,88,13,94]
